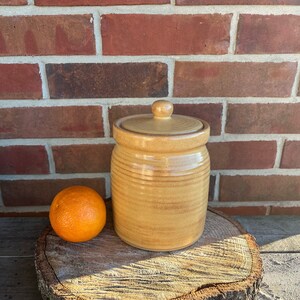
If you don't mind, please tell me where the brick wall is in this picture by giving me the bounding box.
[1,1,300,216]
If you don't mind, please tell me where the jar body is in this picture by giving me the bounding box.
[111,144,210,251]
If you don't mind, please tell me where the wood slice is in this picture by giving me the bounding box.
[35,206,262,300]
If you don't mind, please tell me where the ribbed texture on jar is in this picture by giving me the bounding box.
[113,120,210,153]
[111,145,210,251]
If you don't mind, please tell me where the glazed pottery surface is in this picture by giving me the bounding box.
[111,100,210,251]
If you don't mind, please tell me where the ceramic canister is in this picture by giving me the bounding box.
[111,100,210,251]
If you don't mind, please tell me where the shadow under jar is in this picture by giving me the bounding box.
[111,100,210,251]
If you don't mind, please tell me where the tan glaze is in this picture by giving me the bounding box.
[111,100,210,251]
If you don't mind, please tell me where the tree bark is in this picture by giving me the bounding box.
[35,206,262,300]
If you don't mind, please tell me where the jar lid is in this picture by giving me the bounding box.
[119,100,203,135]
[113,100,210,152]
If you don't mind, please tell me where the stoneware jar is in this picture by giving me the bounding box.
[111,100,210,251]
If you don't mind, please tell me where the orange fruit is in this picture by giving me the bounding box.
[49,186,106,243]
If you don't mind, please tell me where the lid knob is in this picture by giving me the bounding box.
[152,100,174,119]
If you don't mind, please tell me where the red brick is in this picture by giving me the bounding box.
[237,15,300,54]
[0,212,49,217]
[0,64,42,99]
[53,144,114,173]
[281,141,300,168]
[109,103,222,136]
[0,0,27,5]
[47,63,168,99]
[209,175,216,201]
[212,206,267,216]
[0,146,49,175]
[220,175,300,202]
[226,103,300,134]
[174,104,223,136]
[270,206,300,215]
[109,105,149,136]
[174,62,296,97]
[109,107,150,133]
[36,0,169,5]
[102,14,231,55]
[0,15,95,56]
[1,178,106,206]
[176,0,300,4]
[0,106,103,139]
[208,141,277,170]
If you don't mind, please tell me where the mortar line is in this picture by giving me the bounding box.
[0,173,110,180]
[210,135,283,142]
[267,202,300,207]
[27,0,34,5]
[0,138,115,146]
[3,96,300,108]
[0,205,50,212]
[221,100,228,140]
[93,11,102,55]
[274,137,285,168]
[210,169,300,176]
[167,59,175,98]
[2,201,299,213]
[0,98,223,107]
[104,173,111,199]
[102,105,111,138]
[170,0,176,5]
[2,5,300,15]
[1,200,298,210]
[2,169,300,181]
[228,12,239,54]
[213,173,220,202]
[1,54,300,64]
[209,201,300,207]
[225,97,300,104]
[265,206,271,215]
[1,134,300,147]
[38,62,50,100]
[291,61,300,97]
[45,144,56,174]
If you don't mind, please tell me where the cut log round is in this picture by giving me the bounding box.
[35,206,263,300]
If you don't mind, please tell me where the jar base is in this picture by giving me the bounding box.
[114,227,205,252]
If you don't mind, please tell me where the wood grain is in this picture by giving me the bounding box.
[258,253,300,299]
[2,215,299,299]
[0,217,49,256]
[0,257,42,300]
[1,215,299,299]
[35,208,262,300]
